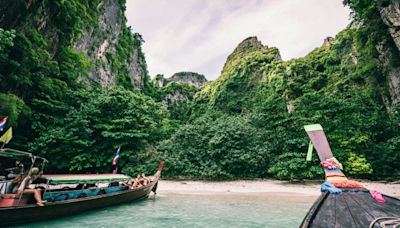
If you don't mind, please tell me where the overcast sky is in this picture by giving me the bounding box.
[125,0,351,80]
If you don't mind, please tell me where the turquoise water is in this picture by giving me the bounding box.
[17,192,316,228]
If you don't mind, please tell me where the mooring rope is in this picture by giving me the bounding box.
[369,217,400,228]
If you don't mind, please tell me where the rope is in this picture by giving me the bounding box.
[381,219,400,228]
[369,217,400,228]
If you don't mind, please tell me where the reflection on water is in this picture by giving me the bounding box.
[17,192,316,228]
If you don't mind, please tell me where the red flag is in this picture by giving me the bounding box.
[0,116,8,131]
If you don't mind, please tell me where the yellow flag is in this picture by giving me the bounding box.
[0,127,13,144]
[306,140,313,161]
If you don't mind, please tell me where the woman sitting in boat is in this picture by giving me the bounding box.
[130,173,152,189]
[140,173,150,185]
[130,175,143,188]
[16,167,46,206]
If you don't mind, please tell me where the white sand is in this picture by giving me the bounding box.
[361,181,400,197]
[158,179,400,197]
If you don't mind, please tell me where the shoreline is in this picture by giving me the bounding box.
[157,179,400,197]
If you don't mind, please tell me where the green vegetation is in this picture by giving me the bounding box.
[345,152,373,176]
[159,24,400,180]
[30,88,166,174]
[0,1,164,176]
[158,114,272,179]
[154,81,198,122]
[111,28,148,90]
[267,152,322,180]
[0,1,399,180]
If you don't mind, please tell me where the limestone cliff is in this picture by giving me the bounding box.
[73,0,147,89]
[223,36,281,72]
[378,0,400,51]
[193,36,282,114]
[377,0,400,107]
[153,79,198,122]
[0,0,148,90]
[152,72,204,121]
[154,72,207,88]
[167,72,207,88]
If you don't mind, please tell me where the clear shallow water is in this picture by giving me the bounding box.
[16,192,316,228]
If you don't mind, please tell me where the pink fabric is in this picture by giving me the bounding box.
[370,189,386,203]
[321,159,340,170]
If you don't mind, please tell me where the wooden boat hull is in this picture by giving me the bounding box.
[302,125,400,228]
[300,189,400,228]
[0,180,158,226]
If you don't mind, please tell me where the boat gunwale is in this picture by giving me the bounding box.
[299,188,400,227]
[300,191,329,228]
[301,125,400,227]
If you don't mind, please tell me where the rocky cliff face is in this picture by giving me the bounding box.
[376,40,400,107]
[155,72,207,88]
[152,72,204,118]
[153,77,198,122]
[0,0,147,90]
[74,0,147,89]
[161,90,189,109]
[168,72,207,88]
[223,36,281,72]
[377,0,400,107]
[378,0,400,51]
[193,36,282,114]
[322,37,335,46]
[74,0,121,87]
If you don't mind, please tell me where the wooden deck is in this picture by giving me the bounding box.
[301,189,400,228]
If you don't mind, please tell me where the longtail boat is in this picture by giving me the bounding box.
[300,124,400,228]
[0,148,163,226]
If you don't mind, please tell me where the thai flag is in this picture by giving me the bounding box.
[0,116,8,131]
[112,147,121,166]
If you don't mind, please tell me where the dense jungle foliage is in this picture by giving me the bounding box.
[158,1,400,180]
[0,0,166,175]
[0,0,399,180]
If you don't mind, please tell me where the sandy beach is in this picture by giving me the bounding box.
[158,179,400,197]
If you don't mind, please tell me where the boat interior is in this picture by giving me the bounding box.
[302,125,400,228]
[0,149,159,208]
[305,189,400,227]
[0,176,158,207]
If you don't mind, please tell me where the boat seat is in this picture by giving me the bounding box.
[6,182,14,194]
[0,180,13,194]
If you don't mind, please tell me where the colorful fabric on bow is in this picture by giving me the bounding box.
[321,157,342,170]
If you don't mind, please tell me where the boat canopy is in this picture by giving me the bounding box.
[0,148,48,162]
[0,148,33,158]
[43,174,131,184]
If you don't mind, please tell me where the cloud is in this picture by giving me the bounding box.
[125,0,351,80]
